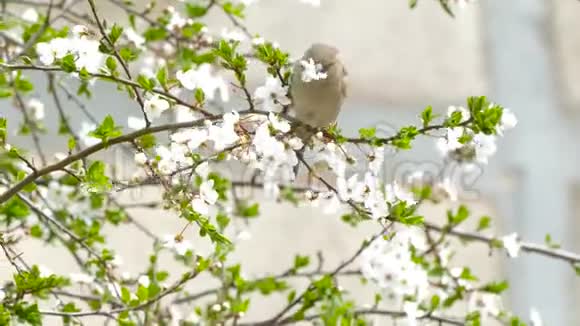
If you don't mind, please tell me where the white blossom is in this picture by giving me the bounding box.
[192,197,210,215]
[207,112,240,151]
[134,152,148,165]
[35,32,104,73]
[316,142,347,177]
[72,25,89,38]
[175,105,199,123]
[221,28,247,42]
[176,64,229,102]
[368,146,385,174]
[299,58,327,82]
[36,42,56,65]
[38,265,53,277]
[385,181,416,205]
[195,161,210,179]
[337,174,365,202]
[78,122,100,147]
[403,301,419,326]
[155,143,191,175]
[468,292,502,319]
[252,37,265,45]
[322,193,341,214]
[473,134,497,164]
[27,98,45,120]
[360,229,429,302]
[501,232,521,258]
[69,273,94,284]
[498,108,518,135]
[200,179,219,205]
[236,230,252,241]
[128,116,146,130]
[436,127,464,155]
[162,234,193,256]
[268,112,291,132]
[530,307,543,326]
[126,28,145,49]
[447,105,471,123]
[254,77,291,111]
[287,137,304,150]
[22,8,39,22]
[144,95,170,120]
[138,275,150,288]
[167,8,187,30]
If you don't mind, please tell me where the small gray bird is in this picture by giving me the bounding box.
[290,43,348,175]
[290,43,348,141]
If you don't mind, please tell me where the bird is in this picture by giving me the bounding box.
[289,43,348,175]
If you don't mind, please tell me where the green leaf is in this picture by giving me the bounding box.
[88,115,122,143]
[391,126,419,149]
[238,202,259,218]
[67,136,76,151]
[121,286,131,303]
[137,74,156,91]
[430,294,440,310]
[509,316,526,326]
[476,216,491,231]
[14,77,34,93]
[109,24,124,45]
[14,265,69,298]
[421,105,436,127]
[459,267,478,281]
[119,47,138,62]
[438,0,455,17]
[358,127,376,140]
[400,215,424,225]
[195,88,205,104]
[447,205,469,226]
[0,197,30,223]
[14,303,41,325]
[156,67,167,89]
[216,213,230,231]
[86,161,112,192]
[105,209,127,225]
[137,134,156,149]
[0,88,13,98]
[59,54,77,73]
[222,2,245,18]
[0,117,6,145]
[481,280,509,294]
[30,224,43,238]
[106,56,118,72]
[293,255,310,271]
[409,0,418,9]
[465,311,481,326]
[186,3,209,18]
[143,27,167,41]
[544,233,561,249]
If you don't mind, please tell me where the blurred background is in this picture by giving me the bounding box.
[2,0,580,324]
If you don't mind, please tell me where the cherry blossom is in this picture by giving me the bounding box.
[162,234,193,256]
[502,232,521,258]
[254,77,291,111]
[144,95,170,120]
[299,58,328,82]
[176,64,229,102]
[27,98,45,120]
